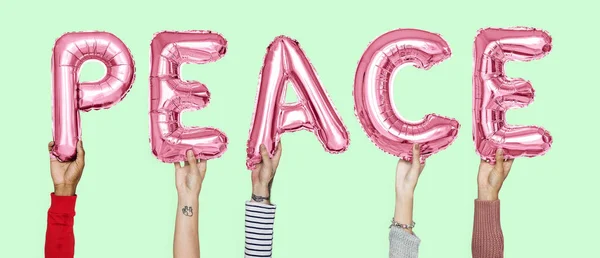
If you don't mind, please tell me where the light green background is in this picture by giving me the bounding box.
[0,0,597,257]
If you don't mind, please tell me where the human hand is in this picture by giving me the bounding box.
[477,149,514,201]
[49,141,85,196]
[395,144,425,198]
[393,144,425,232]
[174,150,207,199]
[251,142,282,203]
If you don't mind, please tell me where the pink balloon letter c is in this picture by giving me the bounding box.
[354,29,460,162]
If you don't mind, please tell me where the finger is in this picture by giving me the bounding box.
[186,150,197,166]
[504,159,514,176]
[174,162,181,169]
[48,141,58,161]
[273,141,283,167]
[274,141,282,159]
[198,159,207,178]
[76,140,85,161]
[259,144,271,165]
[411,143,421,167]
[494,148,505,170]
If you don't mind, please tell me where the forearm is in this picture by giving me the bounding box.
[394,192,414,234]
[45,193,77,258]
[472,199,503,258]
[389,191,420,258]
[174,196,200,258]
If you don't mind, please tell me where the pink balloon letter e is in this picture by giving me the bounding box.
[473,27,553,162]
[149,31,228,163]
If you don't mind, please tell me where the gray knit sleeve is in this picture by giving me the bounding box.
[389,226,421,258]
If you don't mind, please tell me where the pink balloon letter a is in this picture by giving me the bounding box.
[246,36,349,170]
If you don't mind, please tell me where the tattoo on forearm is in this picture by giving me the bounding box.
[182,206,193,217]
[251,194,270,202]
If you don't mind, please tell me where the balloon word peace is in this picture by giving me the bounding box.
[50,27,552,166]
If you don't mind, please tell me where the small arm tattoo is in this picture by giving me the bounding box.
[251,194,270,202]
[182,206,193,217]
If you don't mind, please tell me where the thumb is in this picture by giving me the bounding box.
[494,148,505,170]
[259,144,271,164]
[186,150,197,166]
[411,143,421,167]
[76,140,85,161]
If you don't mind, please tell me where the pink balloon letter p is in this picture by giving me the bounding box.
[149,31,228,163]
[473,27,553,162]
[51,32,135,162]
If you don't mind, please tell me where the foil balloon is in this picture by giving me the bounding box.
[246,36,349,170]
[354,29,460,163]
[149,31,228,163]
[473,27,553,162]
[51,32,135,162]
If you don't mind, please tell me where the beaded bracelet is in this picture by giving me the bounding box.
[390,219,415,229]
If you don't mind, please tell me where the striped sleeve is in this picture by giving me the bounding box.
[244,201,276,258]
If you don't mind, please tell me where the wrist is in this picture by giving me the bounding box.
[178,194,199,204]
[252,184,270,197]
[477,189,499,201]
[54,184,77,196]
[396,189,414,200]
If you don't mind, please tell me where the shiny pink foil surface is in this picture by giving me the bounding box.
[246,36,350,170]
[149,31,228,163]
[51,32,135,161]
[354,29,460,163]
[473,27,553,162]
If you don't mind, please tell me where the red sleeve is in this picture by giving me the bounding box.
[472,199,503,258]
[45,193,77,258]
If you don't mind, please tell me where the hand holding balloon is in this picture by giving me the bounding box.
[477,149,514,201]
[395,144,426,195]
[394,143,426,234]
[251,141,283,204]
[174,150,207,199]
[48,141,85,196]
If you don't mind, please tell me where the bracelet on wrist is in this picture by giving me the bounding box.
[390,219,415,229]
